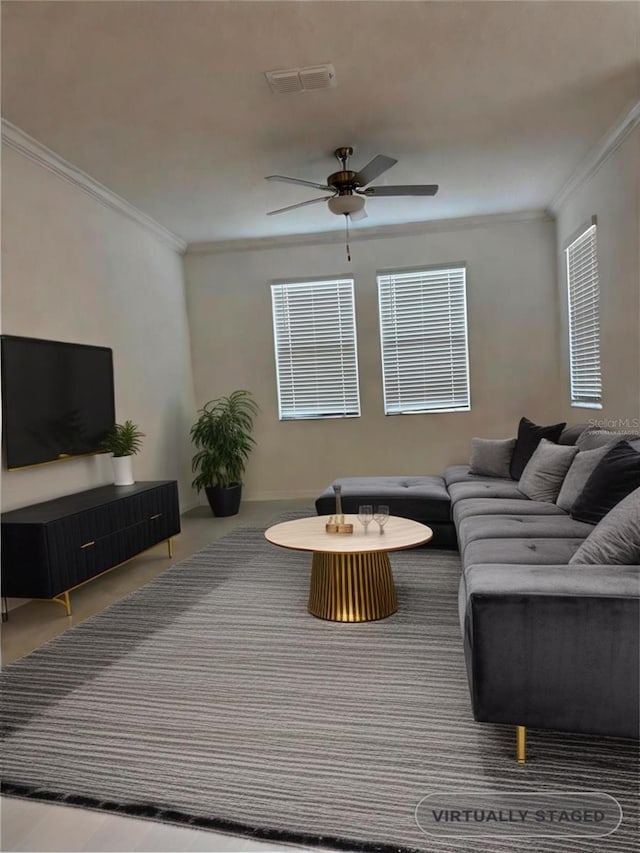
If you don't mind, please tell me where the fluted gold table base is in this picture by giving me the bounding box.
[308,551,398,622]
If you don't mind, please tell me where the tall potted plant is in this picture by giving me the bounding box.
[102,420,145,486]
[190,390,258,517]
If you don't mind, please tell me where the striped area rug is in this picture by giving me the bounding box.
[1,519,638,853]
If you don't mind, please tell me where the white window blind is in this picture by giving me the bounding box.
[565,224,602,408]
[377,266,470,415]
[271,278,361,420]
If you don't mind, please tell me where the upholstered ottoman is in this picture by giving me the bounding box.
[315,476,456,547]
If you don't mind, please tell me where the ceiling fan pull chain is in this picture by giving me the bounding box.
[345,215,351,262]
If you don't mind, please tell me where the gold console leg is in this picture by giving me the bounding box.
[52,590,72,617]
[308,551,397,622]
[516,726,526,763]
[167,537,173,558]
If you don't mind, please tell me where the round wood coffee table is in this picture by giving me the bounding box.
[265,514,432,622]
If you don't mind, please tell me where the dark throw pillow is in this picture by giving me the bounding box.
[556,443,613,512]
[570,487,640,565]
[509,416,566,480]
[570,440,640,525]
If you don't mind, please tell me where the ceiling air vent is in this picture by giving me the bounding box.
[265,64,336,94]
[299,65,336,90]
[265,70,303,95]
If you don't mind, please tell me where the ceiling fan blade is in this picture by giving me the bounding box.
[267,196,330,216]
[355,154,398,186]
[266,175,331,192]
[349,207,368,222]
[363,184,439,197]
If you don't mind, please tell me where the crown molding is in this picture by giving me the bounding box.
[2,120,187,254]
[186,209,552,255]
[549,100,640,214]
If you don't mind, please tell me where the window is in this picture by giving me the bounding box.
[377,266,470,415]
[565,222,602,408]
[270,278,361,420]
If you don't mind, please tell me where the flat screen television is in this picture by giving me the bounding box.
[1,335,116,469]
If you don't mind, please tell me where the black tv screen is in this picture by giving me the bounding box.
[1,335,116,469]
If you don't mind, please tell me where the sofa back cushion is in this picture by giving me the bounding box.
[518,439,578,502]
[509,417,566,480]
[569,487,640,565]
[469,438,516,478]
[556,444,614,512]
[570,441,640,524]
[558,423,589,446]
[576,426,640,451]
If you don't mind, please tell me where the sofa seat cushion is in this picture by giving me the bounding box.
[457,514,595,554]
[444,464,478,486]
[463,537,584,571]
[314,475,451,523]
[453,498,567,526]
[443,465,517,487]
[448,480,526,506]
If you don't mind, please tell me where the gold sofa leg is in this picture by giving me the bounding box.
[516,726,526,763]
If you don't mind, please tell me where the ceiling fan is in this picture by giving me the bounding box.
[266,146,438,221]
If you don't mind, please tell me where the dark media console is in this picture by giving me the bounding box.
[1,481,180,617]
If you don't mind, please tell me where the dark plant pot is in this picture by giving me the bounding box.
[205,483,242,517]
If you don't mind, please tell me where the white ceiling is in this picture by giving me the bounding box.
[2,1,639,244]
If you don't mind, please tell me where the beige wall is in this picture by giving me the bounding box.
[185,215,562,500]
[1,145,198,511]
[554,126,640,429]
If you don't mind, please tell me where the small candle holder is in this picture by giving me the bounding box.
[325,485,353,534]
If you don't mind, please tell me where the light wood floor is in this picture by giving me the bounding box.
[2,499,321,853]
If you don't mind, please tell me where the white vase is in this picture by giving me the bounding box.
[112,454,134,486]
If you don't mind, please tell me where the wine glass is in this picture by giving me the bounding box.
[358,505,373,533]
[374,505,390,533]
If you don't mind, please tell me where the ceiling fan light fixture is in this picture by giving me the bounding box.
[265,146,439,221]
[328,194,365,216]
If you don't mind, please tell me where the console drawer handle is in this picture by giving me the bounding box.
[150,513,162,520]
[81,540,95,549]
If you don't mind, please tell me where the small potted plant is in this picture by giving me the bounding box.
[190,390,258,516]
[102,420,145,486]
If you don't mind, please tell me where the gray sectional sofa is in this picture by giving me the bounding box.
[317,423,640,760]
[447,458,639,760]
